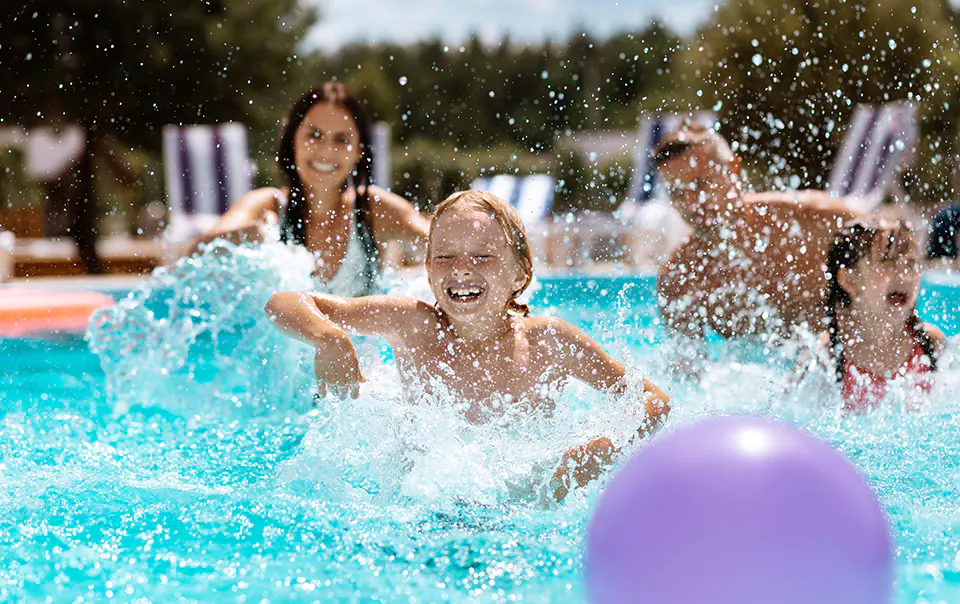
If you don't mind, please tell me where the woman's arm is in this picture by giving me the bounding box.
[190,188,285,252]
[368,185,430,246]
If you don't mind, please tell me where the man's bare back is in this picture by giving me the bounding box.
[654,125,859,339]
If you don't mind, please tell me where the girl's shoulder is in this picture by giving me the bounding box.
[922,322,947,353]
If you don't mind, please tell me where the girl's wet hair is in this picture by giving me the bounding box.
[276,82,374,246]
[428,190,534,316]
[823,217,935,380]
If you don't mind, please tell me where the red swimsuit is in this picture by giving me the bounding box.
[841,339,932,412]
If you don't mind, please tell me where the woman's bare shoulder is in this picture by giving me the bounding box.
[367,185,416,212]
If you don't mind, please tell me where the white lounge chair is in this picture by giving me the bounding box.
[162,123,254,244]
[471,174,556,226]
[470,174,557,263]
[370,121,392,188]
[827,102,917,213]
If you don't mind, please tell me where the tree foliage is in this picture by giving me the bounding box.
[684,0,960,193]
[312,23,683,152]
[1,0,315,146]
[0,0,315,271]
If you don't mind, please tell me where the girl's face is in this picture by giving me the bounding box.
[839,230,921,325]
[427,208,526,322]
[294,102,362,192]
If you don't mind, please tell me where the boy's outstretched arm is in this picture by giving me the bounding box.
[543,317,671,502]
[264,292,428,399]
[544,317,671,426]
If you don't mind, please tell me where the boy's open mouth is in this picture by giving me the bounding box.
[446,285,485,304]
[887,291,909,307]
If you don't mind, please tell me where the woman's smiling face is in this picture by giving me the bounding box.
[427,208,526,322]
[294,102,362,191]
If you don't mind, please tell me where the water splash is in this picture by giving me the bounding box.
[87,241,319,417]
[5,268,960,600]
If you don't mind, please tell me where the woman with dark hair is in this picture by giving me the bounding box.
[197,82,428,296]
[807,218,946,411]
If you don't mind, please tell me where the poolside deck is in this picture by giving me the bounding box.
[8,236,172,278]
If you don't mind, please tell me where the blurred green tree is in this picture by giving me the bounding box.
[0,0,315,271]
[684,0,960,197]
[316,24,682,152]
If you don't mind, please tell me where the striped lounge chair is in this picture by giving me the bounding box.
[162,123,254,243]
[827,102,918,213]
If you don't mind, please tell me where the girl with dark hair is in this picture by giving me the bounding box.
[197,82,428,296]
[814,218,946,411]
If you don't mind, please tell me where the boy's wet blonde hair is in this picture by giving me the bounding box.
[428,190,534,316]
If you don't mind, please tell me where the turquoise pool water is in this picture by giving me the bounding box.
[2,248,960,602]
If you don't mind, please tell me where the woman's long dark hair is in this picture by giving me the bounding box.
[276,82,375,247]
[823,218,936,381]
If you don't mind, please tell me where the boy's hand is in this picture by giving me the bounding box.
[314,341,366,401]
[552,436,617,502]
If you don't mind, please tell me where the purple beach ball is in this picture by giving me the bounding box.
[585,415,893,604]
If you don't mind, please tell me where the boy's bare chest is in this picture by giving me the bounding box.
[396,333,555,400]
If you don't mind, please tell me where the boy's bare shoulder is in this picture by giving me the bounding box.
[522,315,582,345]
[386,298,445,335]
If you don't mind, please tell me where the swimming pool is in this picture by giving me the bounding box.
[2,249,960,602]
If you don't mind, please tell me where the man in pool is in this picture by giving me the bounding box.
[654,122,861,341]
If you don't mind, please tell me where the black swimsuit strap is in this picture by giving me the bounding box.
[280,183,382,295]
[354,186,381,295]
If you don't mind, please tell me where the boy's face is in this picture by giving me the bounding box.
[427,208,526,321]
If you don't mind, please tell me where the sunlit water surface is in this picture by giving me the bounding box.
[2,242,959,602]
